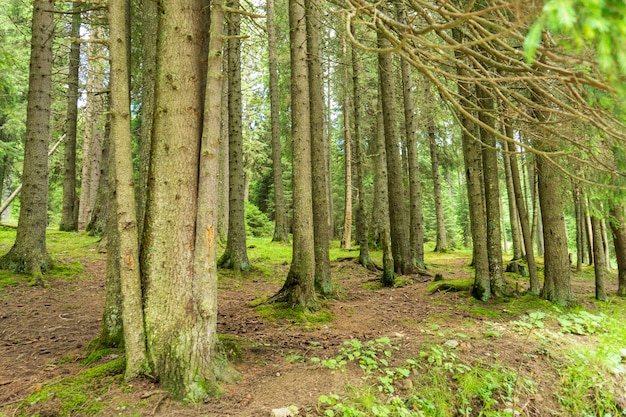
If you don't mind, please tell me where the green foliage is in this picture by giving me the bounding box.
[557,311,606,335]
[245,201,273,237]
[255,302,335,327]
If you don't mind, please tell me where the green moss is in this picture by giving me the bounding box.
[19,356,125,417]
[255,302,335,326]
[426,278,473,293]
[218,334,245,363]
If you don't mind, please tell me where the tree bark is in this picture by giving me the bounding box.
[477,84,508,297]
[306,0,331,295]
[141,0,229,399]
[108,0,146,378]
[573,183,584,271]
[340,37,353,251]
[378,32,412,275]
[502,142,523,260]
[506,137,540,295]
[591,215,607,301]
[270,0,317,308]
[609,203,626,296]
[0,0,54,278]
[218,0,250,272]
[218,42,229,242]
[267,0,289,243]
[59,4,80,232]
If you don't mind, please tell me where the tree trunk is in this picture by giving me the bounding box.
[218,43,229,242]
[78,25,105,231]
[378,32,412,275]
[86,115,109,237]
[397,11,424,267]
[352,36,373,270]
[267,0,289,243]
[108,0,146,378]
[609,203,626,296]
[218,0,249,272]
[573,183,584,272]
[306,0,331,295]
[137,0,157,241]
[340,37,352,251]
[591,216,608,301]
[426,80,448,253]
[59,4,80,232]
[477,84,508,297]
[454,29,489,300]
[270,0,317,308]
[141,0,231,399]
[506,137,540,295]
[536,153,574,305]
[584,194,594,264]
[503,144,523,260]
[601,216,611,271]
[0,0,54,278]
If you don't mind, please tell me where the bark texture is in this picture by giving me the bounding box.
[610,203,626,296]
[0,1,54,278]
[591,216,607,301]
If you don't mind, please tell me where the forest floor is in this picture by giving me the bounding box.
[1,230,625,417]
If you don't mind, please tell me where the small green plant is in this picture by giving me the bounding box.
[557,311,605,335]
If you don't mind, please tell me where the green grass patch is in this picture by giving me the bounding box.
[426,278,473,293]
[18,356,125,417]
[255,302,335,327]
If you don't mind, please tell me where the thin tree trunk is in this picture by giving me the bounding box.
[218,44,229,242]
[584,194,594,265]
[477,84,507,297]
[108,0,146,378]
[573,183,584,272]
[610,203,626,296]
[59,4,81,232]
[86,115,110,237]
[307,0,331,295]
[340,37,352,251]
[591,216,608,301]
[267,0,289,243]
[454,29,489,300]
[270,0,317,308]
[378,32,412,275]
[601,216,611,271]
[506,137,540,295]
[137,0,157,241]
[218,0,249,271]
[502,142,523,260]
[0,0,54,278]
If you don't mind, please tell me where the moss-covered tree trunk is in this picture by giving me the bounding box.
[270,0,317,308]
[59,4,80,232]
[306,0,331,295]
[0,0,54,278]
[141,0,232,399]
[267,0,289,244]
[340,37,353,251]
[218,0,249,272]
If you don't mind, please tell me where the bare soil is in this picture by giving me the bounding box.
[0,246,616,417]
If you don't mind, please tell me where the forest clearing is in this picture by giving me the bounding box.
[1,229,625,417]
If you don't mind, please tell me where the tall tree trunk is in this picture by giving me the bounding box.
[141,0,231,399]
[426,80,447,253]
[137,0,157,241]
[601,216,611,271]
[610,203,626,296]
[0,1,54,278]
[86,115,109,237]
[218,0,249,271]
[398,27,424,267]
[78,27,105,231]
[374,92,394,285]
[584,194,594,265]
[573,183,584,272]
[477,85,508,297]
[536,153,574,304]
[591,216,607,301]
[267,0,288,243]
[506,137,540,295]
[340,37,353,251]
[306,0,331,295]
[108,0,146,378]
[59,4,80,232]
[454,29,489,300]
[503,144,523,260]
[270,0,317,308]
[378,32,412,275]
[218,45,229,242]
[352,36,373,270]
